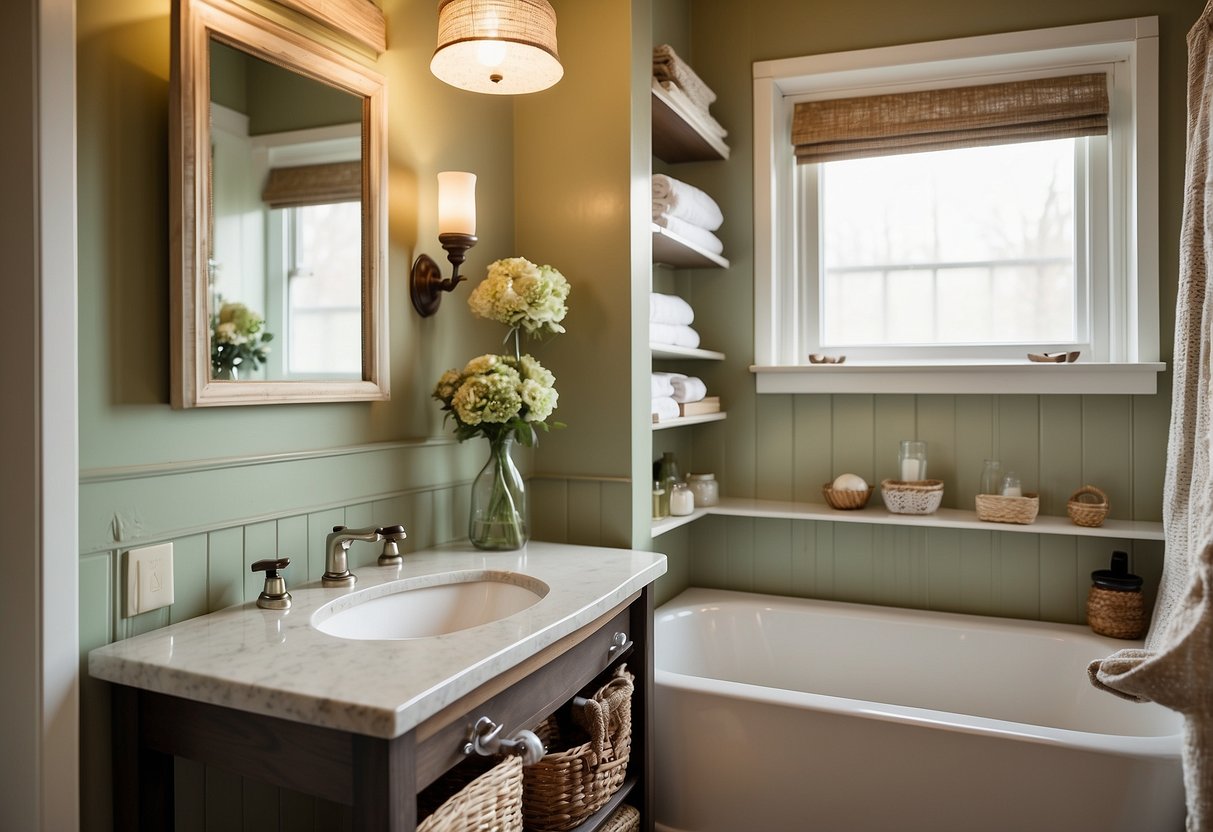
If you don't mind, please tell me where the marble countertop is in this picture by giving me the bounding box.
[88,541,666,739]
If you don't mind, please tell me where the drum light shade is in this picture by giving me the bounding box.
[430,0,563,95]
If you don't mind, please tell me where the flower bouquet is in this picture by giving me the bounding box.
[433,257,569,550]
[211,301,273,381]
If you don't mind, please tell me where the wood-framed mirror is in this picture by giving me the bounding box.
[171,0,389,407]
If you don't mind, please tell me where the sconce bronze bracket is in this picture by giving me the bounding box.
[410,232,478,317]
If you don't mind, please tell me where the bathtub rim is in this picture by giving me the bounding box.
[656,587,1182,761]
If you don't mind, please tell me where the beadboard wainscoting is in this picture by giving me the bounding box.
[528,474,636,549]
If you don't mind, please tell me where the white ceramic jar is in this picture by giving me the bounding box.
[686,473,719,507]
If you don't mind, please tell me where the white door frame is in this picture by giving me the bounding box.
[0,0,80,828]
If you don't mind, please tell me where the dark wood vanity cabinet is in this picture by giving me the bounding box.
[112,587,655,832]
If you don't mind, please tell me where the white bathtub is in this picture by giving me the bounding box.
[654,588,1184,832]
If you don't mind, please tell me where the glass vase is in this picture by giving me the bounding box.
[469,434,529,550]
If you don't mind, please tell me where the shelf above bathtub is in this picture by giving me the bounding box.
[650,497,1165,541]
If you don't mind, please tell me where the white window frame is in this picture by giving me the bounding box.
[751,18,1163,395]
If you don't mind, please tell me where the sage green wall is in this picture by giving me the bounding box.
[646,0,1198,610]
[519,0,654,549]
[76,0,525,827]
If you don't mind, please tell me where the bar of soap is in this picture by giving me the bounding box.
[831,473,868,491]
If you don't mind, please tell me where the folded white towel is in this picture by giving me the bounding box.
[653,44,717,111]
[652,173,724,231]
[671,376,707,404]
[651,373,675,398]
[650,322,701,349]
[653,214,724,255]
[656,80,727,140]
[651,396,681,422]
[650,292,695,326]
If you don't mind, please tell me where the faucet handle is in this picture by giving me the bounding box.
[251,557,292,610]
[377,525,408,567]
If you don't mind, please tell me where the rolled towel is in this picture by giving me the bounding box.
[656,80,728,140]
[650,322,701,349]
[652,173,724,231]
[670,376,707,404]
[651,373,675,398]
[653,44,717,111]
[653,214,725,255]
[651,396,681,422]
[650,291,695,326]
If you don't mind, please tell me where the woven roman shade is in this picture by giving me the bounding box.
[261,161,362,209]
[792,73,1109,164]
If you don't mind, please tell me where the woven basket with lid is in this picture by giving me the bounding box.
[1086,551,1145,639]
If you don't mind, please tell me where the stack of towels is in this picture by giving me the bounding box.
[653,173,725,255]
[652,44,728,145]
[652,371,709,422]
[650,291,700,349]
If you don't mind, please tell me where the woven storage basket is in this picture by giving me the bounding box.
[1087,586,1146,639]
[524,665,634,832]
[1068,485,1110,528]
[822,484,873,510]
[975,493,1039,525]
[599,804,640,832]
[417,755,523,832]
[880,479,944,515]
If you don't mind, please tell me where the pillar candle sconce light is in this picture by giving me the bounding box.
[410,171,478,317]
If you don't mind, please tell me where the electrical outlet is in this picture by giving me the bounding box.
[126,543,175,617]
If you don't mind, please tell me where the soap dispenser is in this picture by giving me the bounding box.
[1086,551,1145,639]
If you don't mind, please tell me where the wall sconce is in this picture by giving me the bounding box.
[430,0,563,95]
[410,171,478,317]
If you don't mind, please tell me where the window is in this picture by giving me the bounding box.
[752,19,1163,394]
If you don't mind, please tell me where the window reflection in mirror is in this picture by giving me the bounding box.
[208,39,363,382]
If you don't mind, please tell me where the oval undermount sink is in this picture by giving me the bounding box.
[311,570,549,640]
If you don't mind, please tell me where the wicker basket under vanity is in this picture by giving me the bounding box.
[416,755,523,832]
[524,665,634,832]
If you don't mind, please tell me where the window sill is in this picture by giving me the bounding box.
[750,361,1166,395]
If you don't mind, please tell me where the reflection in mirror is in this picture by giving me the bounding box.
[171,0,388,407]
[208,40,363,382]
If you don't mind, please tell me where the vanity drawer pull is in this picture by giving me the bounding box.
[608,631,631,659]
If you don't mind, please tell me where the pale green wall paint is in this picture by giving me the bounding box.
[648,0,1195,607]
[515,0,653,548]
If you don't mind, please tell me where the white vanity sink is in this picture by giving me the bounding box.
[311,570,549,640]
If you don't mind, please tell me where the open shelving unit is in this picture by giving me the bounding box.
[649,73,730,444]
[650,496,1165,541]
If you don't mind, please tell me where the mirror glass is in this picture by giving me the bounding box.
[171,0,387,408]
[208,39,363,382]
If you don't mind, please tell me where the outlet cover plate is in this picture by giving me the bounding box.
[126,542,175,617]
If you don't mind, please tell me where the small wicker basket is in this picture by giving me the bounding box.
[1068,485,1109,528]
[880,479,944,515]
[822,484,873,510]
[1087,586,1146,639]
[416,755,523,832]
[975,493,1039,525]
[524,665,634,832]
[600,805,640,832]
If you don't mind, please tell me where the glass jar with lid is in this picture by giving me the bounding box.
[686,472,719,507]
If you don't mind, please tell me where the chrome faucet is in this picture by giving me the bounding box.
[321,524,409,587]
